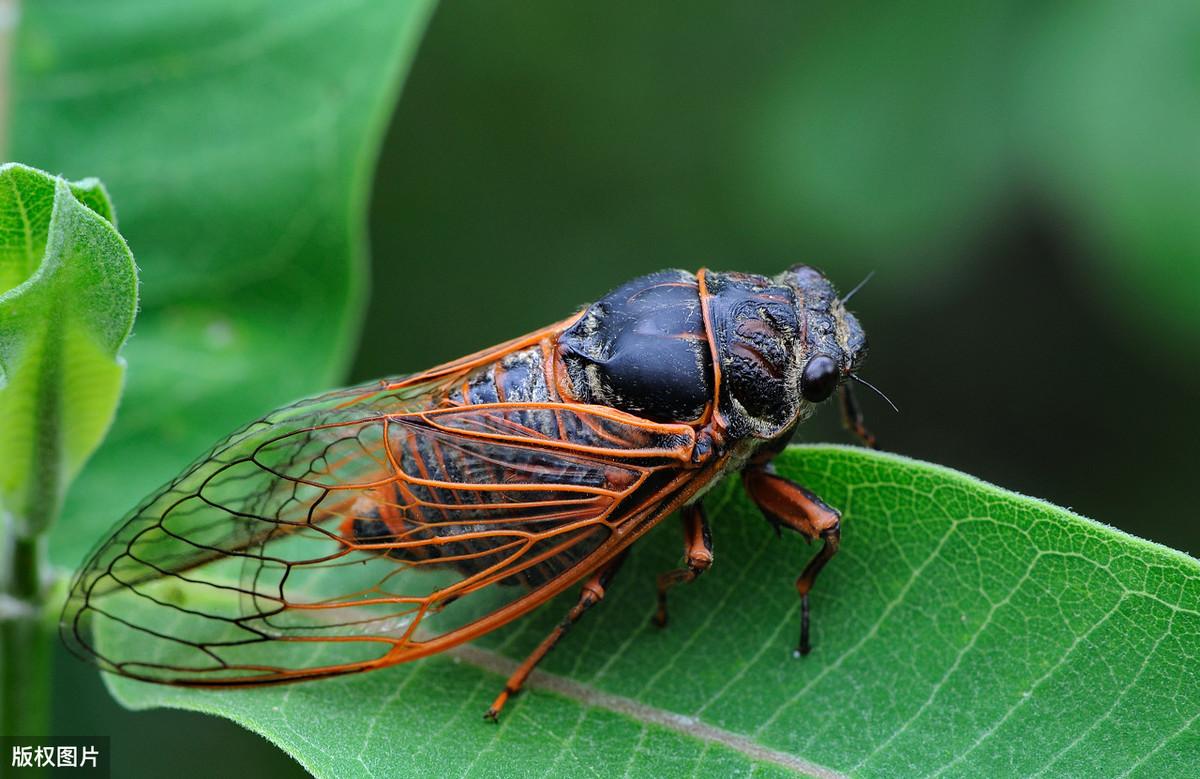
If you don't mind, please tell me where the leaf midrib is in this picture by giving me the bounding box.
[23,302,63,527]
[447,644,845,779]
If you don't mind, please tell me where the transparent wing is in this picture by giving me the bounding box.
[61,378,698,685]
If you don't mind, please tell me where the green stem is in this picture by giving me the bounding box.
[1,519,51,739]
[8,533,42,599]
[1,290,62,740]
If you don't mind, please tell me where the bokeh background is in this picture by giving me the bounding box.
[36,1,1200,776]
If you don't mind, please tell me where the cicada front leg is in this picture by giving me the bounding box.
[484,551,628,722]
[838,382,878,449]
[742,467,841,657]
[650,503,713,628]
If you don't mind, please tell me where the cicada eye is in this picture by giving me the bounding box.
[800,355,839,403]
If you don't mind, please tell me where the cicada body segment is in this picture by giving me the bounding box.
[559,269,713,423]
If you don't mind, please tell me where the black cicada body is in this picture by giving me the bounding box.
[63,264,877,720]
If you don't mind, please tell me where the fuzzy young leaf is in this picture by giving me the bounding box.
[98,446,1200,778]
[0,164,136,533]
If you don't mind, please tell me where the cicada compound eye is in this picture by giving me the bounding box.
[800,355,839,403]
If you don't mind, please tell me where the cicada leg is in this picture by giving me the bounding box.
[742,467,841,657]
[839,382,878,449]
[651,503,712,628]
[484,551,628,722]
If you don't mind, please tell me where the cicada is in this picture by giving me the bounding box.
[62,265,883,719]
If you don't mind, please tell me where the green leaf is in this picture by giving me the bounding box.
[100,445,1200,777]
[9,0,436,565]
[0,164,136,532]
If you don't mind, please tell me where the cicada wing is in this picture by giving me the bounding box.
[60,378,432,681]
[62,377,702,686]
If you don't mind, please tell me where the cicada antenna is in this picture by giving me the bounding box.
[838,270,875,306]
[848,373,898,413]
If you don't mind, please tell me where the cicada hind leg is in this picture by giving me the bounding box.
[741,466,841,657]
[484,551,629,722]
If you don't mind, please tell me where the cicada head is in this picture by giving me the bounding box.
[705,265,867,440]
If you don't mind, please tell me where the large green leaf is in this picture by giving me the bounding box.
[9,0,435,566]
[0,164,135,532]
[100,446,1200,777]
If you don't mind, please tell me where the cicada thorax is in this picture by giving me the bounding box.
[556,269,714,424]
[553,267,834,445]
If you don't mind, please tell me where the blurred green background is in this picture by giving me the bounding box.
[31,1,1200,775]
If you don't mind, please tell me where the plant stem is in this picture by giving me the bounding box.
[2,287,63,739]
[1,516,51,739]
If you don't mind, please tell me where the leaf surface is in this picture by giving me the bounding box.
[101,446,1200,777]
